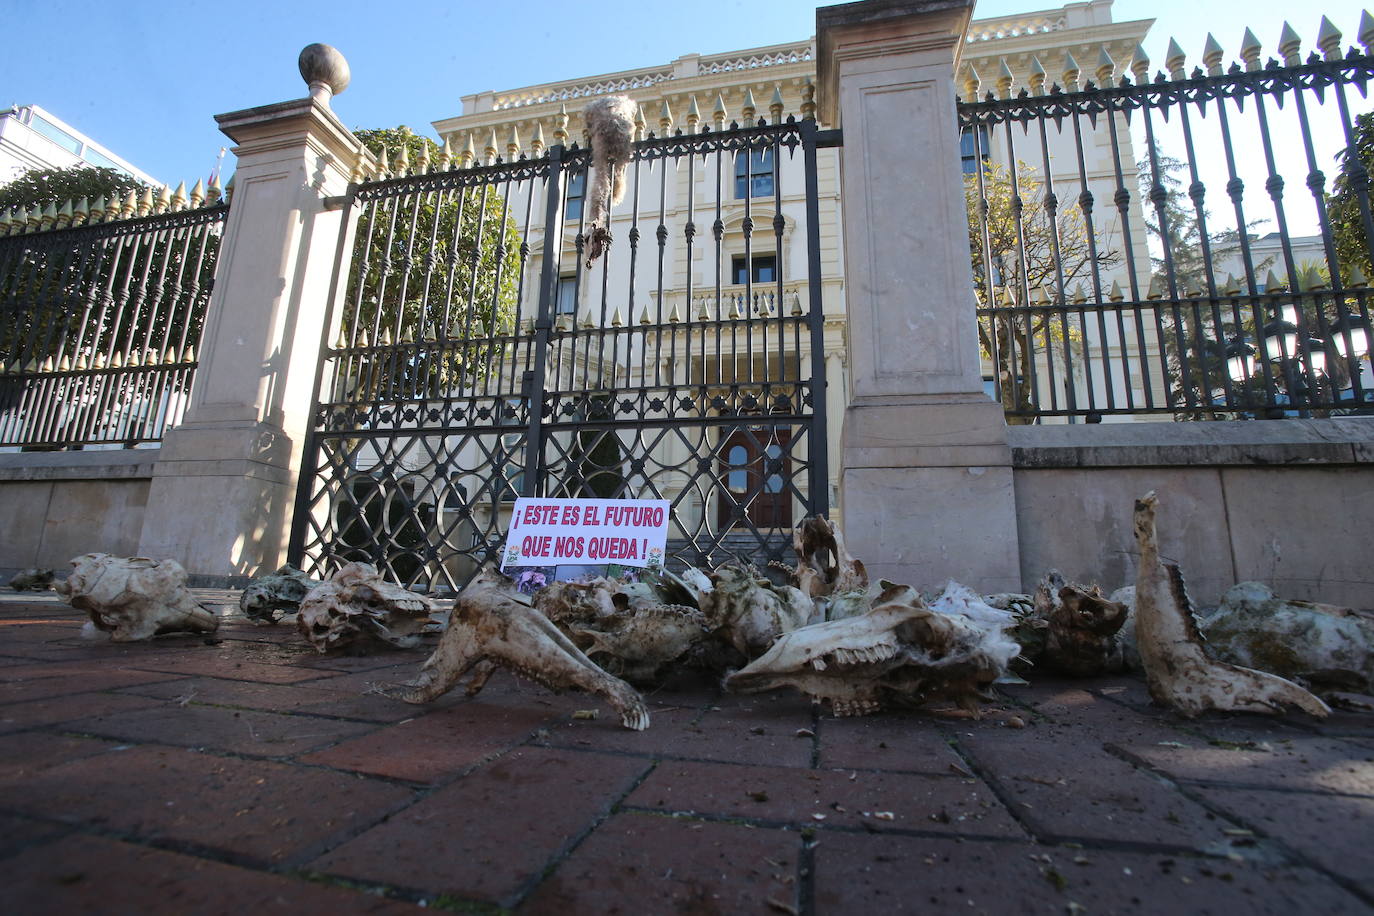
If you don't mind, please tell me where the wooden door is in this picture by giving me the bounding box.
[717,427,792,529]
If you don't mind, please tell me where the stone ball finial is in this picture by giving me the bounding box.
[298,43,350,105]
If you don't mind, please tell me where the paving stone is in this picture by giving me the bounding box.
[817,713,972,774]
[520,812,801,915]
[115,676,431,723]
[127,653,342,684]
[1194,785,1374,897]
[811,832,1367,915]
[285,663,427,693]
[2,745,415,866]
[0,691,167,735]
[0,731,122,785]
[0,834,425,914]
[540,704,716,758]
[1126,734,1374,796]
[956,721,1240,849]
[0,811,71,860]
[623,759,1024,837]
[66,703,381,757]
[311,747,648,905]
[0,665,182,704]
[300,699,562,783]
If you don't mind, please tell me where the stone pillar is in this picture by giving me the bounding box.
[137,46,366,581]
[818,0,1021,592]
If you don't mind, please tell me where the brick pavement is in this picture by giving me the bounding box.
[0,591,1371,914]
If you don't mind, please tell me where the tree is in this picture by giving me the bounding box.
[0,165,146,214]
[339,127,524,402]
[1329,111,1374,284]
[965,161,1121,419]
[1138,151,1275,417]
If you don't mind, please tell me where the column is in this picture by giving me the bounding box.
[137,46,367,580]
[818,0,1022,592]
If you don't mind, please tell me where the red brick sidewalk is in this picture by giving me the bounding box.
[1,592,1371,914]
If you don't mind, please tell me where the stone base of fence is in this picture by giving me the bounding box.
[1010,418,1374,608]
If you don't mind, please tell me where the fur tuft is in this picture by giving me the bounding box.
[582,95,638,265]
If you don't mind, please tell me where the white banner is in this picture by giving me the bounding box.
[500,497,670,572]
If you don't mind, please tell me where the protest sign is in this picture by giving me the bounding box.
[500,498,670,579]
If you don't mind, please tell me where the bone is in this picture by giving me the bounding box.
[387,565,650,730]
[1132,492,1329,718]
[297,562,437,652]
[8,568,55,591]
[239,564,322,624]
[1201,581,1374,695]
[53,553,218,642]
[724,581,1019,716]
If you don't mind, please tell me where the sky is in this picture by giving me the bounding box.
[4,0,1372,192]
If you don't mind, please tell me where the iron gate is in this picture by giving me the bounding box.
[288,115,836,591]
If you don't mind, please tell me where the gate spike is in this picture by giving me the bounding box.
[639,305,651,325]
[1202,34,1224,76]
[790,292,803,316]
[659,100,673,134]
[94,352,107,369]
[395,142,411,175]
[741,88,757,123]
[1061,52,1080,91]
[75,354,88,370]
[531,124,546,156]
[1128,44,1148,85]
[381,328,393,346]
[1350,264,1369,288]
[1279,21,1303,67]
[611,307,623,327]
[110,352,123,369]
[156,184,172,214]
[484,129,498,164]
[461,134,477,168]
[40,356,54,373]
[507,126,522,161]
[730,297,744,320]
[697,298,711,321]
[172,182,188,211]
[72,197,90,227]
[1071,284,1087,304]
[56,200,73,229]
[0,209,10,237]
[59,355,71,372]
[996,57,1014,99]
[801,77,817,121]
[770,86,785,124]
[1166,39,1187,81]
[579,309,595,329]
[963,64,981,101]
[686,96,701,133]
[713,93,728,130]
[137,187,154,217]
[40,201,57,230]
[1317,16,1343,61]
[634,104,647,140]
[183,346,196,364]
[554,105,569,146]
[439,135,454,170]
[1361,10,1374,55]
[1240,28,1263,72]
[669,303,682,323]
[1223,273,1241,295]
[1098,47,1118,86]
[1109,280,1125,302]
[1028,56,1046,95]
[190,179,205,208]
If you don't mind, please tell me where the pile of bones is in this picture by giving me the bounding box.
[45,495,1373,730]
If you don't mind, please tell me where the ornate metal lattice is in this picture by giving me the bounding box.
[290,117,834,591]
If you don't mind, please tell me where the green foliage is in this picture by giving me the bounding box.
[1329,111,1374,283]
[0,165,146,213]
[965,161,1120,419]
[340,127,523,400]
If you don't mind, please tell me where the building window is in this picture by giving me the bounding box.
[565,170,586,220]
[960,125,990,176]
[734,149,774,199]
[29,113,82,155]
[732,254,776,286]
[556,275,578,315]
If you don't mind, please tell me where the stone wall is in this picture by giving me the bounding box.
[1011,419,1374,609]
[0,450,154,575]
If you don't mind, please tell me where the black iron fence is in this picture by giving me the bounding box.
[0,190,225,447]
[959,25,1374,421]
[290,114,833,591]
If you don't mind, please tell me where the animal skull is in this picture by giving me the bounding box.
[706,563,812,659]
[8,568,54,592]
[386,565,650,730]
[297,562,437,652]
[239,564,322,624]
[53,553,219,642]
[725,581,1019,716]
[1132,492,1329,718]
[1009,570,1128,676]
